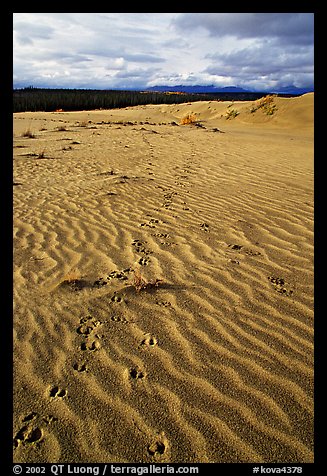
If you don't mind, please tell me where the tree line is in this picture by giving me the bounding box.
[13,87,269,113]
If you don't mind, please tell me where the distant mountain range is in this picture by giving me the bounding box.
[145,84,313,95]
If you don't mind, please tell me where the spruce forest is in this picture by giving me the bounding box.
[13,87,268,113]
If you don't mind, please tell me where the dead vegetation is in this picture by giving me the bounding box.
[132,269,163,293]
[180,113,198,125]
[58,271,88,291]
[250,95,277,115]
[21,129,36,138]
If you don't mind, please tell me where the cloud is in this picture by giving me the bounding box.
[206,43,313,74]
[122,53,165,64]
[204,39,314,89]
[14,22,55,45]
[13,13,314,91]
[173,13,314,45]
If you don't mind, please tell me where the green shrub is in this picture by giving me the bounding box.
[225,109,239,119]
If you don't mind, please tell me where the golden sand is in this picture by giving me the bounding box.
[13,94,314,463]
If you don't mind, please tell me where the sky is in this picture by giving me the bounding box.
[13,13,314,91]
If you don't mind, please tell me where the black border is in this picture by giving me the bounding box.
[3,8,14,471]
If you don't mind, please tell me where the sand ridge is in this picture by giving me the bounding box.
[13,94,314,463]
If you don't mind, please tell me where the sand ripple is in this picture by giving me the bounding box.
[14,97,313,463]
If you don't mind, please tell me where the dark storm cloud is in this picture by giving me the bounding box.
[203,35,314,89]
[173,13,314,45]
[205,43,313,76]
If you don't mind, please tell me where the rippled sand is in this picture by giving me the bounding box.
[13,94,314,463]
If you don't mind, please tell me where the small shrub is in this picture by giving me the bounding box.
[56,125,67,131]
[180,113,197,125]
[133,269,147,293]
[250,95,277,115]
[225,109,239,120]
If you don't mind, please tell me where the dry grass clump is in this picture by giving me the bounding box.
[78,120,89,127]
[59,270,86,289]
[250,95,277,115]
[180,113,197,125]
[22,129,36,138]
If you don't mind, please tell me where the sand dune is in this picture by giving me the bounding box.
[13,94,314,463]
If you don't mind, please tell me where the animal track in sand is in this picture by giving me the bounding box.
[228,258,240,265]
[151,232,176,247]
[110,315,130,323]
[138,256,150,266]
[93,269,131,287]
[108,269,130,280]
[14,425,43,448]
[200,223,210,232]
[93,277,109,287]
[76,316,101,336]
[111,315,127,323]
[76,315,102,354]
[174,181,188,188]
[42,414,58,425]
[148,440,166,456]
[156,300,172,308]
[140,334,158,348]
[227,243,262,257]
[129,367,146,380]
[80,340,101,352]
[22,412,38,422]
[111,293,124,303]
[228,244,243,251]
[80,316,97,324]
[148,433,168,457]
[49,386,67,399]
[244,249,262,257]
[14,412,58,449]
[151,232,170,238]
[73,362,88,372]
[268,276,294,296]
[132,239,153,256]
[76,324,95,336]
[158,241,177,247]
[140,218,159,229]
[161,191,176,208]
